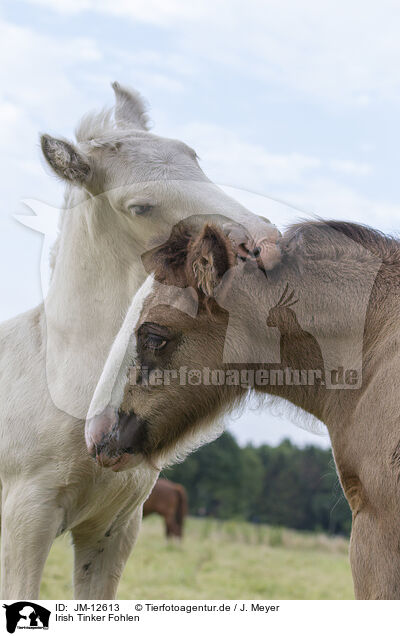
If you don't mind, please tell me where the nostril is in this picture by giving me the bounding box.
[237,242,251,260]
[115,410,148,454]
[85,405,118,455]
[253,247,261,258]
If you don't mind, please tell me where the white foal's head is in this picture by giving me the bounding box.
[40,82,281,268]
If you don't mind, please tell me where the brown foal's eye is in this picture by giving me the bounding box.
[138,322,171,354]
[144,333,168,351]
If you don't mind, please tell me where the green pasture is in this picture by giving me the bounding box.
[40,516,354,599]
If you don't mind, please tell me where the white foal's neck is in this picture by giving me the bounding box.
[44,187,146,419]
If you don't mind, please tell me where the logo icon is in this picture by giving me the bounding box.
[3,602,50,633]
[266,283,325,379]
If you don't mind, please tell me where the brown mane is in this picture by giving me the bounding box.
[282,219,400,266]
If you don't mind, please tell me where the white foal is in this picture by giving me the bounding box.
[0,82,281,599]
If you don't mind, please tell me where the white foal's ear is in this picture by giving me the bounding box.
[40,134,92,185]
[188,224,235,297]
[112,81,150,131]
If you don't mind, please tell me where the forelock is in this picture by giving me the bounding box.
[75,107,151,152]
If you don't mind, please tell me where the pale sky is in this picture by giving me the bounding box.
[2,0,400,448]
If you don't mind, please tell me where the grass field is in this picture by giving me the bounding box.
[40,516,354,599]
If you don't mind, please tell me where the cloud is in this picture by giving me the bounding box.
[173,121,392,224]
[23,0,400,106]
[175,122,322,191]
[328,160,372,177]
[0,19,101,124]
[272,176,400,235]
[168,121,399,235]
[24,0,208,24]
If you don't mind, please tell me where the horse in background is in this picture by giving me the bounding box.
[143,479,188,538]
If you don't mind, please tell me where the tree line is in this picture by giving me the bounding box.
[165,433,352,535]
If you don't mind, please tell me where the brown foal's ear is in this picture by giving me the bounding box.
[141,224,193,286]
[187,224,235,296]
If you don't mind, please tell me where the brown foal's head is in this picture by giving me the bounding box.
[85,222,249,470]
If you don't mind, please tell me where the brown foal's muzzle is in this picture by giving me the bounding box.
[85,405,147,472]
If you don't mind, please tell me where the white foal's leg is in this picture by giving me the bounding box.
[1,482,64,599]
[72,509,142,599]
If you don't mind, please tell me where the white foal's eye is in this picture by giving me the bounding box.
[128,204,153,216]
